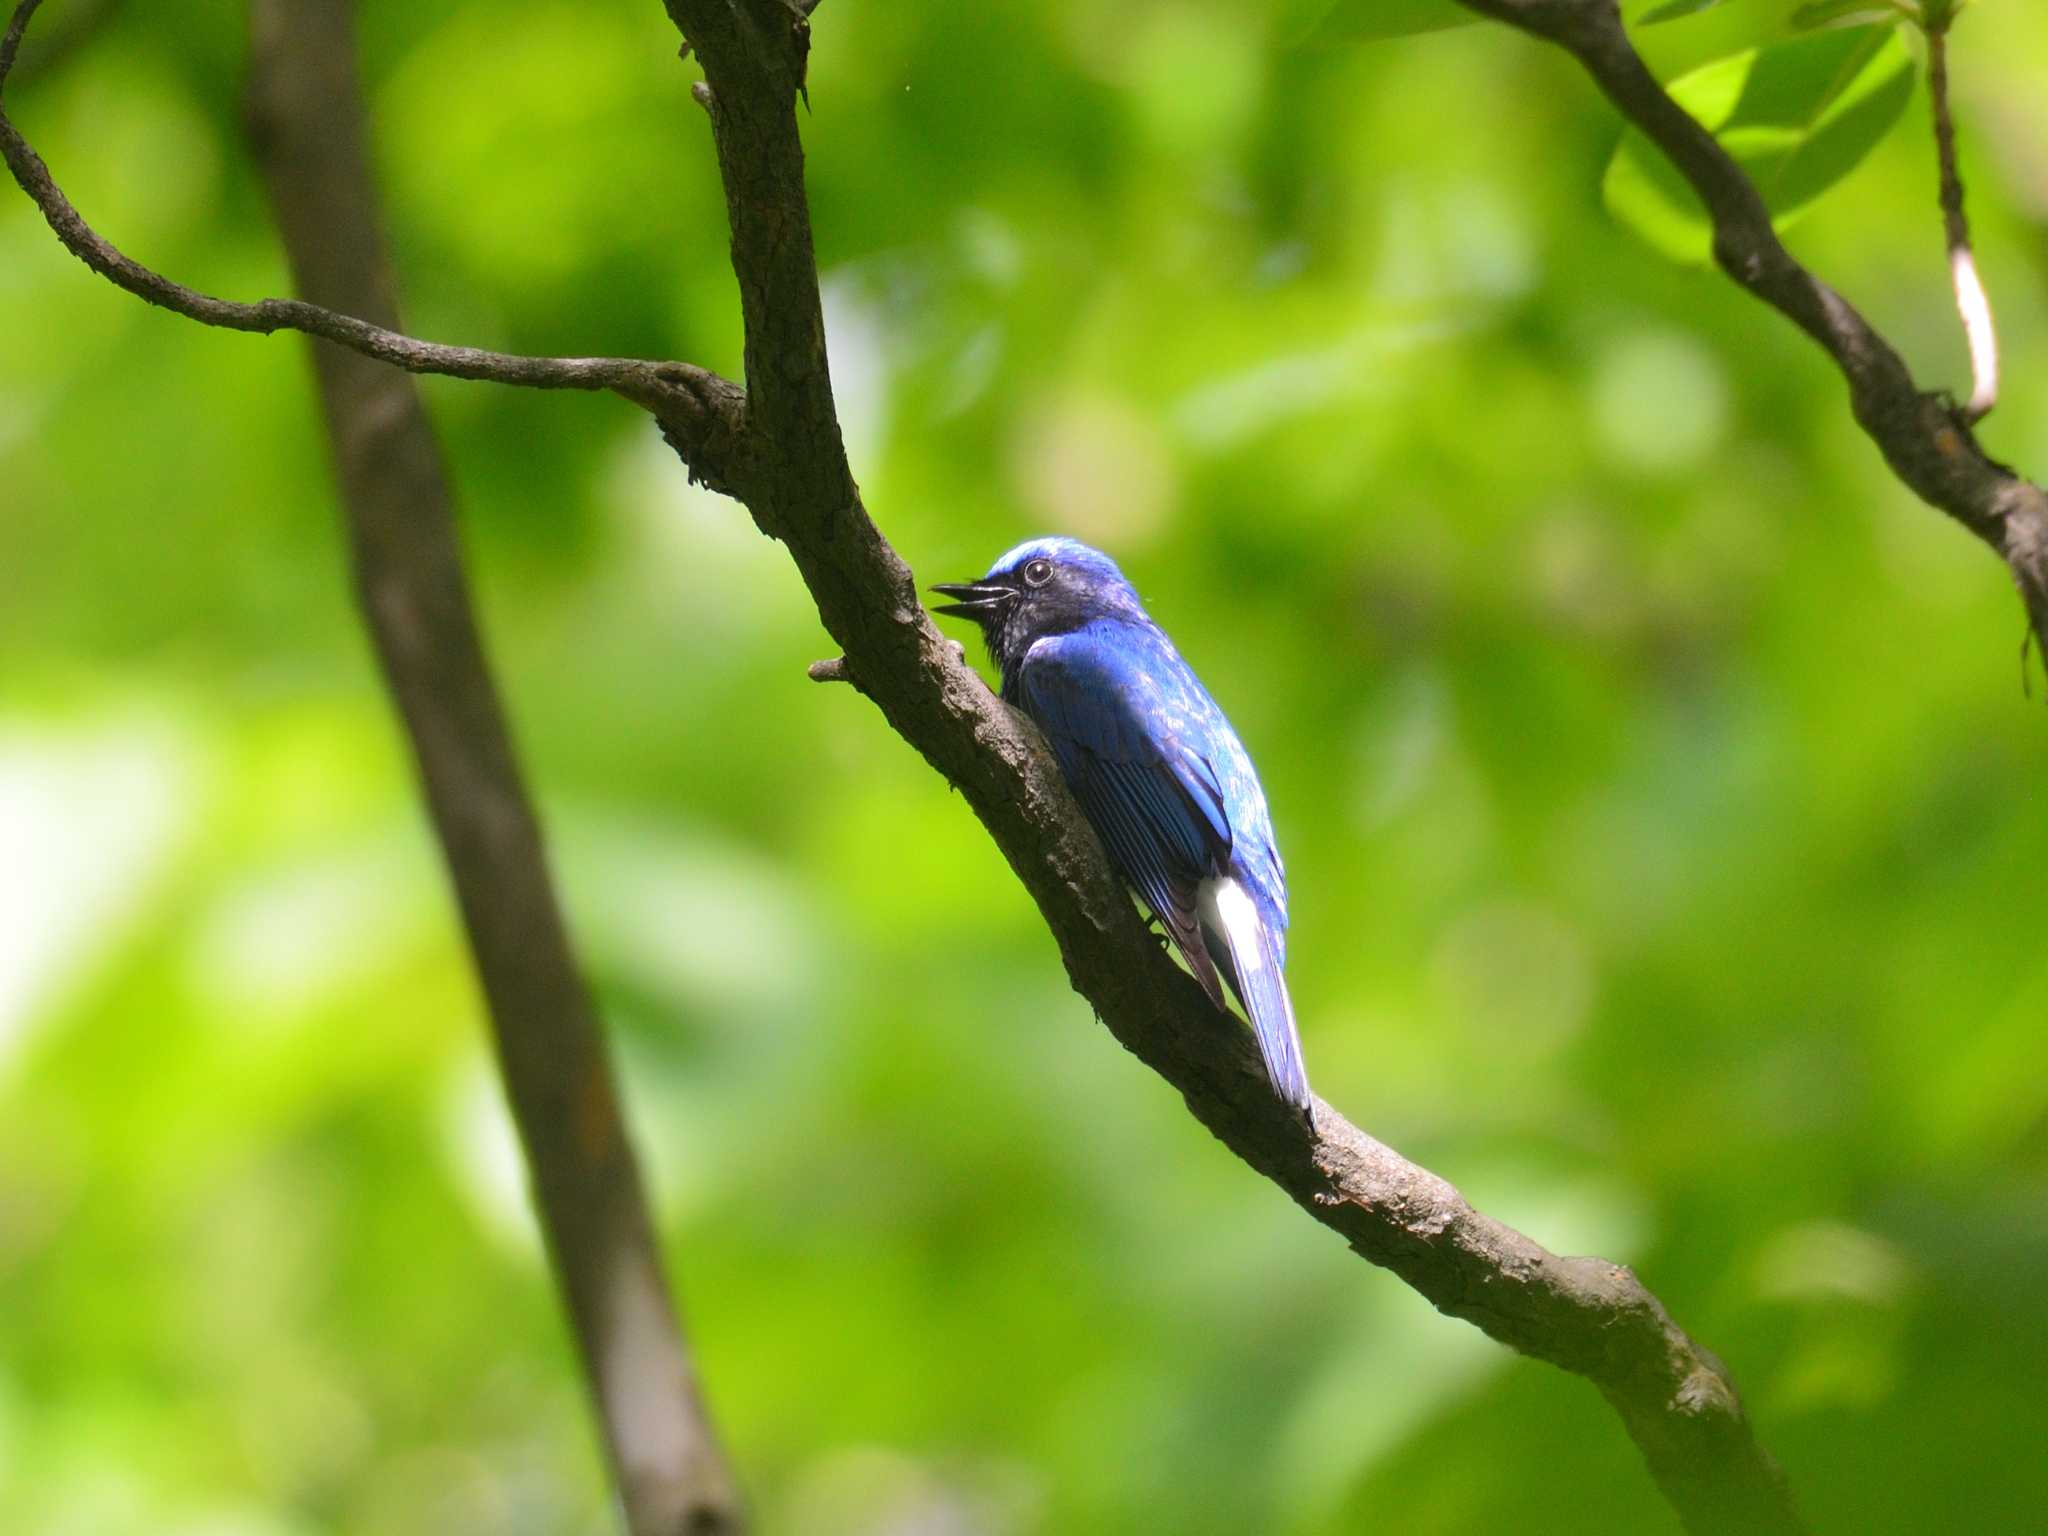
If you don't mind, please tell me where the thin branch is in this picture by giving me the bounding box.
[1927,19,1998,423]
[242,1,745,1531]
[0,0,748,486]
[1450,0,2048,664]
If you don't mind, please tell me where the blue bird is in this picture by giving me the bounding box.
[932,537,1311,1122]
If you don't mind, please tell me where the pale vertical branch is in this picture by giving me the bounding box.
[241,2,744,1531]
[1927,19,1999,423]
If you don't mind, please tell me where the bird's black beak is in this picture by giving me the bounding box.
[929,580,1014,620]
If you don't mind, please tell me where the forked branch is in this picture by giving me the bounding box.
[1450,0,2048,657]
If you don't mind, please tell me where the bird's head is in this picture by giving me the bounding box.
[931,536,1141,673]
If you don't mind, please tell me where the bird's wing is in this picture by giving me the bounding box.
[1016,626,1234,997]
[1020,623,1310,1120]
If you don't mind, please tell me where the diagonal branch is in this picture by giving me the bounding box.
[663,1,1800,1530]
[241,0,744,1531]
[1449,0,2048,661]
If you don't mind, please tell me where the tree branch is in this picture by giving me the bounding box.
[3,0,1823,1528]
[0,0,748,490]
[1450,0,2048,663]
[241,1,744,1532]
[1927,17,1998,424]
[657,2,1800,1530]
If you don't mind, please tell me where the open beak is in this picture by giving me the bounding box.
[929,581,1014,620]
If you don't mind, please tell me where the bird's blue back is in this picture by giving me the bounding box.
[1008,615,1289,959]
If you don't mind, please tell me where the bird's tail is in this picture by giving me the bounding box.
[1199,876,1313,1125]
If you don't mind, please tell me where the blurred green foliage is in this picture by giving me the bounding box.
[1604,23,1918,262]
[3,1,2047,1533]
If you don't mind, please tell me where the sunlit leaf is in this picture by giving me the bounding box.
[1602,25,1916,262]
[1285,0,1476,45]
[1790,0,1910,30]
[1637,0,1731,24]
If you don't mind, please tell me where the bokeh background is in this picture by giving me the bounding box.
[4,0,2047,1531]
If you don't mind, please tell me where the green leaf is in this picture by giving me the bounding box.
[1602,25,1917,263]
[1790,0,1909,31]
[1285,0,1476,45]
[1637,0,1731,24]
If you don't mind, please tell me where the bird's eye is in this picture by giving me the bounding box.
[1023,559,1053,587]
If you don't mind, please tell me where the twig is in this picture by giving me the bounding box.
[0,0,747,483]
[1452,0,2048,667]
[242,1,745,1531]
[1927,19,1998,423]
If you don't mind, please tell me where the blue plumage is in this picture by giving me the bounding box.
[932,536,1311,1121]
